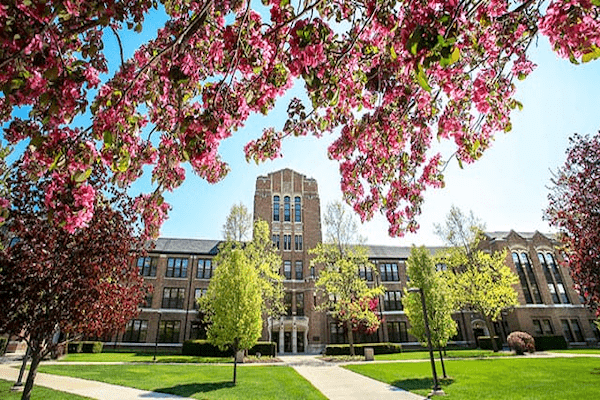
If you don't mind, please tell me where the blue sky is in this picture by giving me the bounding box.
[158,35,600,246]
[5,9,600,246]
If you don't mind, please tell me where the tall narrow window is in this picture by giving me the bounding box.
[520,252,542,303]
[295,235,303,251]
[283,261,292,280]
[273,196,280,221]
[571,319,584,342]
[272,234,280,250]
[284,292,292,316]
[561,319,574,342]
[295,261,303,280]
[284,196,291,222]
[296,293,304,316]
[539,253,560,303]
[197,259,213,279]
[512,252,534,304]
[294,196,301,222]
[284,235,291,250]
[546,253,570,304]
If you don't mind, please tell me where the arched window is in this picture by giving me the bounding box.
[273,196,280,221]
[520,252,542,303]
[284,196,291,222]
[512,252,533,304]
[545,253,569,304]
[294,196,301,222]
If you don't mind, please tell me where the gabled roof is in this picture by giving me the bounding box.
[151,238,222,255]
[484,230,557,241]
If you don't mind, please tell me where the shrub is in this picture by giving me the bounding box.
[67,342,83,354]
[324,343,402,356]
[533,335,568,351]
[182,340,277,357]
[248,341,277,357]
[507,331,535,355]
[0,337,7,355]
[477,336,501,350]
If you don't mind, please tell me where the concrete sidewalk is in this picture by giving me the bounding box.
[280,355,425,400]
[0,364,192,400]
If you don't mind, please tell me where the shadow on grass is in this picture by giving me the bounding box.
[391,377,455,392]
[156,381,235,397]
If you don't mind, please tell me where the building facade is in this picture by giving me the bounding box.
[106,168,598,353]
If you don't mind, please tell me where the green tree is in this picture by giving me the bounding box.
[222,202,252,242]
[201,249,262,385]
[403,246,457,377]
[436,207,518,352]
[312,245,384,356]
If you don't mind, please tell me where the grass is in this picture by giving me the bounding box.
[59,351,233,363]
[0,378,92,400]
[38,364,327,399]
[344,357,600,399]
[373,349,514,361]
[546,348,600,355]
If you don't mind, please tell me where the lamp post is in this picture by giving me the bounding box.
[407,287,444,396]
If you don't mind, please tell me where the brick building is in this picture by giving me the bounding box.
[107,168,598,353]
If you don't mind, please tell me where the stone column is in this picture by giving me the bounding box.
[279,317,284,354]
[292,319,298,354]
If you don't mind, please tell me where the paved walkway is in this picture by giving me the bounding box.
[0,353,425,400]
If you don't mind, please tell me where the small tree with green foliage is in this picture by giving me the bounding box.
[201,249,262,385]
[312,244,384,356]
[222,202,253,242]
[403,246,457,377]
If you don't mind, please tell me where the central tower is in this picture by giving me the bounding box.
[254,168,325,353]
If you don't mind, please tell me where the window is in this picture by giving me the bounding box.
[190,322,207,340]
[561,319,574,342]
[384,291,403,311]
[197,259,213,279]
[310,266,315,278]
[533,318,554,335]
[379,263,399,281]
[123,320,148,342]
[571,319,584,342]
[294,196,301,222]
[590,320,600,341]
[330,323,346,344]
[162,287,185,309]
[283,261,292,280]
[166,257,188,278]
[294,235,303,251]
[272,234,280,249]
[358,265,374,281]
[284,234,291,251]
[142,292,153,308]
[512,252,541,304]
[284,292,292,316]
[538,252,570,304]
[273,196,280,221]
[296,293,304,316]
[137,257,157,277]
[388,321,408,343]
[546,253,570,304]
[284,196,291,222]
[158,320,181,343]
[194,288,207,309]
[295,261,303,280]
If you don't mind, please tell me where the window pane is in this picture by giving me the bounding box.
[284,196,290,222]
[273,196,280,221]
[295,261,303,280]
[295,197,301,222]
[532,319,543,335]
[571,319,584,342]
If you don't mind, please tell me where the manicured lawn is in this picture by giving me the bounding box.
[344,357,600,399]
[60,352,233,363]
[38,364,326,399]
[0,378,91,400]
[547,349,600,355]
[373,349,514,361]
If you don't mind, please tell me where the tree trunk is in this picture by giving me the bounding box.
[21,350,42,400]
[438,347,447,378]
[484,315,499,352]
[232,339,239,385]
[346,320,355,356]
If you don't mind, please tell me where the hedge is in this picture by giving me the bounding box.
[67,341,103,354]
[0,337,7,355]
[533,335,568,351]
[324,343,402,356]
[477,336,501,350]
[182,340,277,357]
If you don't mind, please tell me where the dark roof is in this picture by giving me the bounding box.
[483,231,557,241]
[365,245,445,260]
[151,238,222,255]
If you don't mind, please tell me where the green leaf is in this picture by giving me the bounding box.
[118,153,130,172]
[103,131,113,146]
[582,46,600,63]
[415,64,431,92]
[407,27,422,56]
[73,168,92,183]
[390,44,397,61]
